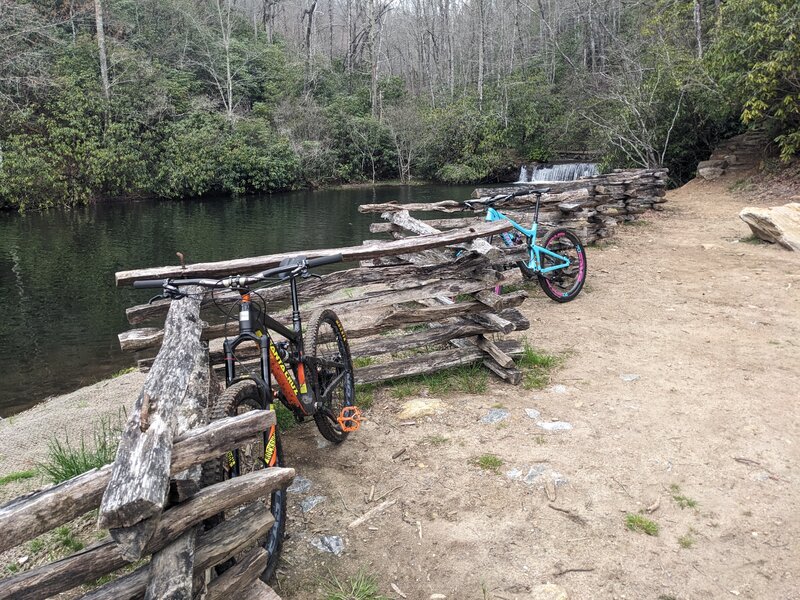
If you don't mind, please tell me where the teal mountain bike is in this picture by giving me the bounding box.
[466,187,587,302]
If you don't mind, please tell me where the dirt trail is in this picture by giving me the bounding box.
[275,176,800,599]
[1,173,798,599]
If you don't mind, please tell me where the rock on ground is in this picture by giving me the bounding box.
[739,202,800,251]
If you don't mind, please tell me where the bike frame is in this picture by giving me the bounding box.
[221,278,312,471]
[484,206,570,274]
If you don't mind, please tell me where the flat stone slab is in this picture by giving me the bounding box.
[300,495,326,513]
[740,202,800,251]
[397,399,443,420]
[536,420,573,431]
[310,535,344,555]
[507,464,568,486]
[524,408,542,420]
[287,475,312,494]
[481,408,510,424]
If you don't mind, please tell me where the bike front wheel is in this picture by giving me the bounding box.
[536,228,587,302]
[202,379,287,582]
[304,309,356,444]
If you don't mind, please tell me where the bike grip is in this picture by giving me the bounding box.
[307,254,343,268]
[133,279,167,289]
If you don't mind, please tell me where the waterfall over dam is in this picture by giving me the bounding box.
[516,162,599,183]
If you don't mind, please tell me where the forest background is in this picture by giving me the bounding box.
[0,0,797,210]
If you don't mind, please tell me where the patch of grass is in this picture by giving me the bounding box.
[355,384,376,409]
[4,564,18,574]
[322,569,389,600]
[387,364,488,399]
[55,526,84,552]
[110,366,137,378]
[518,342,562,390]
[0,469,37,486]
[275,402,298,432]
[670,484,698,509]
[678,533,695,549]
[491,402,505,409]
[353,356,377,368]
[739,234,767,245]
[403,323,430,333]
[625,513,659,536]
[472,453,503,472]
[28,538,45,554]
[498,280,539,294]
[534,435,546,445]
[423,434,449,446]
[39,416,122,484]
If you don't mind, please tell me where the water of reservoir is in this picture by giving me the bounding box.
[0,184,476,417]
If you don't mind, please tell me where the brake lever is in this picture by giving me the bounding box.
[148,294,167,304]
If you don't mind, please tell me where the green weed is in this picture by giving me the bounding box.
[39,416,122,484]
[355,384,376,409]
[110,366,137,378]
[518,342,562,390]
[739,234,767,245]
[423,434,449,446]
[55,526,84,552]
[322,569,389,600]
[0,469,37,486]
[275,402,297,432]
[678,532,695,549]
[387,364,488,399]
[28,538,45,554]
[670,484,698,509]
[625,513,659,536]
[473,453,503,472]
[353,356,377,368]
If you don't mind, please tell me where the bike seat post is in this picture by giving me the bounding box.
[534,191,542,224]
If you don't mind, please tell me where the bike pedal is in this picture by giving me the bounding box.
[337,406,363,433]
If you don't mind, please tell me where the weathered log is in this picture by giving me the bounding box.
[144,529,195,600]
[241,580,282,600]
[349,308,528,357]
[354,340,524,385]
[358,200,466,213]
[476,335,516,369]
[482,358,523,385]
[115,221,512,286]
[99,289,205,534]
[123,254,501,326]
[78,502,275,600]
[0,409,274,555]
[206,547,268,600]
[0,469,294,600]
[142,343,210,592]
[373,290,527,329]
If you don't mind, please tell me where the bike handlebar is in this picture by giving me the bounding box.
[131,254,345,291]
[465,187,551,209]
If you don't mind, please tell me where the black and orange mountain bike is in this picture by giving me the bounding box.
[133,253,360,581]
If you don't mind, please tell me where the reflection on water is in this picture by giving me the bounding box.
[0,185,475,416]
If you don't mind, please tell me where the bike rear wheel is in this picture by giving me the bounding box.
[536,228,587,302]
[202,379,287,582]
[304,309,356,444]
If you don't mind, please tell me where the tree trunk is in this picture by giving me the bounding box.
[94,0,111,102]
[694,0,703,59]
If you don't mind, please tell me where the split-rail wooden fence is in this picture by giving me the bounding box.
[0,217,538,600]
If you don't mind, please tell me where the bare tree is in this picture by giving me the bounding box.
[94,0,111,102]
